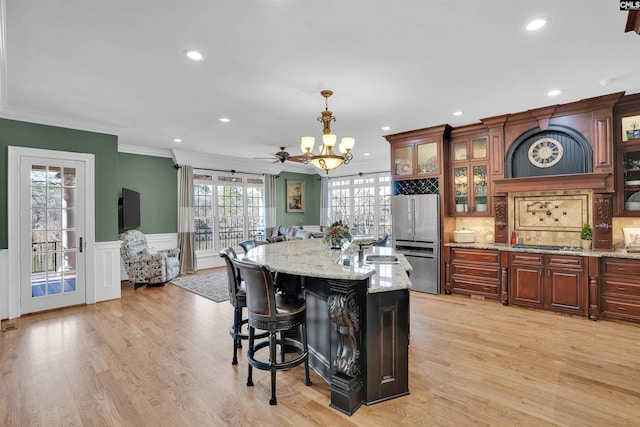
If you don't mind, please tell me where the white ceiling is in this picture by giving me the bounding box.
[2,1,639,176]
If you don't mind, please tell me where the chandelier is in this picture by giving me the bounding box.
[300,90,355,174]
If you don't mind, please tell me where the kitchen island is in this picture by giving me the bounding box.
[245,239,412,415]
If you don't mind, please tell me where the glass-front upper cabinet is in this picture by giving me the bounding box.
[453,165,488,214]
[615,94,640,215]
[417,141,438,174]
[453,136,488,162]
[473,165,488,213]
[623,148,640,212]
[450,130,490,216]
[391,140,439,178]
[393,145,413,177]
[454,167,468,213]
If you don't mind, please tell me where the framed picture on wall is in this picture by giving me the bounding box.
[286,179,304,212]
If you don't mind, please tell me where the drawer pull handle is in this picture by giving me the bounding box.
[483,287,491,291]
[616,267,628,271]
[617,307,628,311]
[483,272,491,276]
[459,284,466,288]
[459,269,466,273]
[483,257,491,260]
[616,287,628,291]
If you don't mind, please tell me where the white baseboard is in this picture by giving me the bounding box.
[196,250,225,270]
[0,249,8,320]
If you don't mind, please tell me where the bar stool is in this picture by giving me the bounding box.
[219,247,267,365]
[232,257,311,405]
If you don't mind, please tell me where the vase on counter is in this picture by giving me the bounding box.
[322,220,352,249]
[581,239,592,250]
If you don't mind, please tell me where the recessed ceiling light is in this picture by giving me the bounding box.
[547,89,562,97]
[173,138,182,143]
[218,117,231,123]
[526,18,547,31]
[381,126,391,131]
[364,152,370,156]
[184,50,204,61]
[453,111,463,116]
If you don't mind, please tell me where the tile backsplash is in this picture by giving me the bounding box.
[510,190,589,246]
[453,190,640,249]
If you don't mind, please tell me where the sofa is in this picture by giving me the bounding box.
[270,225,324,240]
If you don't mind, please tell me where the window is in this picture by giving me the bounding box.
[328,173,392,238]
[193,172,264,251]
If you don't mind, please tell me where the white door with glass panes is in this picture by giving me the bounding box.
[20,156,86,314]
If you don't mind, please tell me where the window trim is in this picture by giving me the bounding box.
[193,170,265,253]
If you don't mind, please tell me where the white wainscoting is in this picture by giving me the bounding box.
[120,233,179,280]
[0,249,8,320]
[196,250,225,270]
[94,241,123,302]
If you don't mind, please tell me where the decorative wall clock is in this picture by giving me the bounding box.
[527,137,563,168]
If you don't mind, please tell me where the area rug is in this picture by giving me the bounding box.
[170,270,229,303]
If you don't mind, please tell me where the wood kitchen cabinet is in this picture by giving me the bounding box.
[614,93,640,216]
[509,253,587,316]
[449,127,490,216]
[449,247,501,300]
[386,125,451,180]
[601,257,640,322]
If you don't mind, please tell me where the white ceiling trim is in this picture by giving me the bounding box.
[0,105,124,136]
[118,143,173,158]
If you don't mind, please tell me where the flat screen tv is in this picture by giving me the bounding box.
[121,187,140,230]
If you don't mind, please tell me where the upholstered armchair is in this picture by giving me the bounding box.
[119,230,180,287]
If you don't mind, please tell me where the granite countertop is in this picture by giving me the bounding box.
[445,242,640,259]
[245,239,412,293]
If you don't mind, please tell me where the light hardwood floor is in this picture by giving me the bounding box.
[2,275,640,426]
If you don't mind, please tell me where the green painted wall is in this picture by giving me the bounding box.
[0,118,119,247]
[275,171,322,226]
[117,153,177,234]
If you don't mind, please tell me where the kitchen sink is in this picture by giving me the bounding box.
[363,254,400,264]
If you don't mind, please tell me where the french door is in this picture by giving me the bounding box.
[19,156,86,314]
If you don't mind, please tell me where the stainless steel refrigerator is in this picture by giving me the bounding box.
[392,194,440,294]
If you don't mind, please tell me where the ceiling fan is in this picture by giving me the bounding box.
[255,147,306,163]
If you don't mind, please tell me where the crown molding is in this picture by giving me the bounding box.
[0,105,124,135]
[117,143,173,158]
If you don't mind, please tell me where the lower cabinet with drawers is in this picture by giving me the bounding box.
[601,257,640,322]
[508,252,588,316]
[446,245,640,323]
[450,248,501,300]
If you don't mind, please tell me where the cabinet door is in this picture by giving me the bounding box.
[509,265,544,308]
[622,148,640,213]
[393,145,413,177]
[471,137,488,160]
[453,140,468,161]
[453,166,468,213]
[416,141,438,175]
[546,267,585,314]
[472,165,488,213]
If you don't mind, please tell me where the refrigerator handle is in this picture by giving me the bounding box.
[411,197,416,239]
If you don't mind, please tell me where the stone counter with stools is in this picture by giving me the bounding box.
[244,239,412,415]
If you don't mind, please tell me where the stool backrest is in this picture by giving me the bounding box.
[232,258,277,322]
[219,247,242,306]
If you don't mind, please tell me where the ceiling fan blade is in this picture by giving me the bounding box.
[288,155,307,163]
